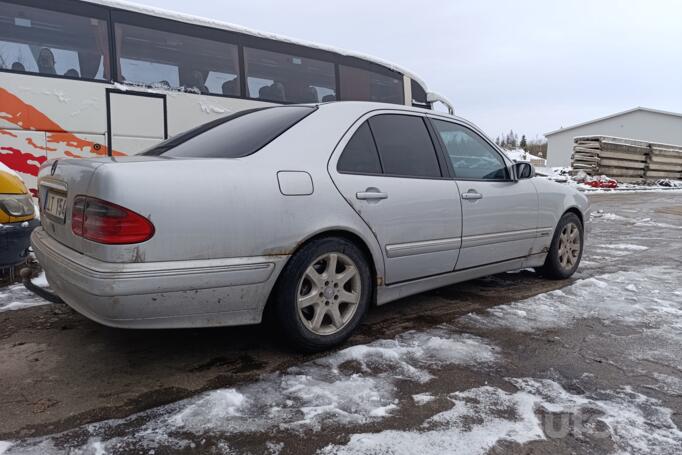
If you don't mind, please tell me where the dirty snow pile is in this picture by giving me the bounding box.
[2,263,682,454]
[0,273,49,312]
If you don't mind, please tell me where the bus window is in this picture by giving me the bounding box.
[114,23,240,96]
[0,1,109,80]
[339,65,403,104]
[411,79,430,109]
[244,47,336,103]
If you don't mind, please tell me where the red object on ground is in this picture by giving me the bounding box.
[585,178,618,188]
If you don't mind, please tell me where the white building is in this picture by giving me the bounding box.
[545,107,682,167]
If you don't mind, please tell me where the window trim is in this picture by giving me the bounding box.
[427,116,514,182]
[335,111,449,181]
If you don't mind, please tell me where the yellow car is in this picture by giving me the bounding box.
[1,164,39,268]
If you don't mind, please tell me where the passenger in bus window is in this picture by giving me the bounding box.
[259,81,286,101]
[11,62,25,72]
[189,70,209,95]
[222,78,239,96]
[64,68,79,78]
[301,86,318,103]
[37,48,56,75]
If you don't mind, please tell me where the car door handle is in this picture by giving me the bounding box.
[461,190,483,200]
[356,188,388,200]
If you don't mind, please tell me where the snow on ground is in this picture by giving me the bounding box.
[463,267,680,332]
[591,210,682,230]
[321,379,682,455]
[503,148,546,165]
[0,331,499,454]
[534,167,682,193]
[2,263,681,454]
[0,273,50,312]
[412,393,436,405]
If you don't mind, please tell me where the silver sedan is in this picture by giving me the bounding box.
[32,102,589,351]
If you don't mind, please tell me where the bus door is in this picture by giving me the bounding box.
[106,90,167,155]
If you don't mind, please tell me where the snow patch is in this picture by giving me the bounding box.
[464,267,682,332]
[597,243,648,251]
[591,212,628,221]
[42,90,69,103]
[199,102,230,114]
[412,393,436,405]
[0,273,50,312]
[1,331,497,453]
[321,379,682,455]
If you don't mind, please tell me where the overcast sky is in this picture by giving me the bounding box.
[135,0,682,141]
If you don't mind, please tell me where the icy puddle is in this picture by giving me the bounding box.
[2,267,681,454]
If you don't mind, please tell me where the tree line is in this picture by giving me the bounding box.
[495,130,547,158]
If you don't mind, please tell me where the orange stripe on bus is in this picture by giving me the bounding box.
[0,87,125,157]
[26,137,57,152]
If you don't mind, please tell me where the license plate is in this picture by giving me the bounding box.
[44,191,67,222]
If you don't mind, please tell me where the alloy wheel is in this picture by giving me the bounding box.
[296,252,362,336]
[558,222,581,270]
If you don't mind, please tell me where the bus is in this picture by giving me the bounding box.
[0,0,452,194]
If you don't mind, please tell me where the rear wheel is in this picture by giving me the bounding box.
[273,237,371,352]
[537,212,583,279]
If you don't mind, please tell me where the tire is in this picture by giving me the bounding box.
[272,237,372,352]
[536,212,584,280]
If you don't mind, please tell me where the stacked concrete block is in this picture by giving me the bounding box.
[571,136,682,182]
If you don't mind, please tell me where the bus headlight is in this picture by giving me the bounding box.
[0,194,35,217]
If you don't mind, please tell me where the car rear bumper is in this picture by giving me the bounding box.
[31,227,288,328]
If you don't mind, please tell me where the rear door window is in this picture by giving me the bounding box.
[142,106,315,158]
[337,123,382,174]
[368,115,441,178]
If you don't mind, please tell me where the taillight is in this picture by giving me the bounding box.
[71,196,155,244]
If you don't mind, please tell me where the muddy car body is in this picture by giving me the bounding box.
[32,102,589,350]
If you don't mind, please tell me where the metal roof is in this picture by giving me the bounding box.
[544,107,682,137]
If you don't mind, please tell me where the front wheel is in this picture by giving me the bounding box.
[272,237,372,352]
[536,212,584,279]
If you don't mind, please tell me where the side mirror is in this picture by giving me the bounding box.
[513,162,535,180]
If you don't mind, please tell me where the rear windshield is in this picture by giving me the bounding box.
[142,106,316,158]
